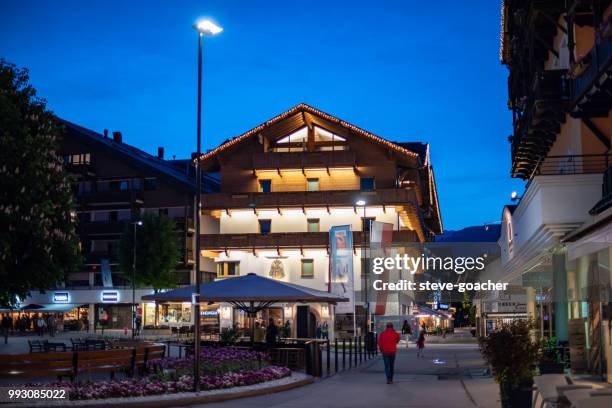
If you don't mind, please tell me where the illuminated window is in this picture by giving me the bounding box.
[259,179,271,193]
[307,178,319,191]
[276,127,308,144]
[217,262,240,277]
[307,219,320,232]
[301,259,314,278]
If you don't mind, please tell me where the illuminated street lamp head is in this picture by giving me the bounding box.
[510,191,519,201]
[355,200,366,206]
[193,19,223,35]
[136,220,143,226]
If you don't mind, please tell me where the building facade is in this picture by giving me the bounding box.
[22,121,218,332]
[497,0,612,381]
[198,104,442,338]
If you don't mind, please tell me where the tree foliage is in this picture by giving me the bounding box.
[119,214,182,292]
[0,59,81,307]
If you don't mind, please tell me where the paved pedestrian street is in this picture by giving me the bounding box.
[186,343,500,408]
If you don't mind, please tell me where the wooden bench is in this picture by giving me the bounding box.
[133,344,165,374]
[74,348,135,380]
[0,344,166,381]
[0,352,74,380]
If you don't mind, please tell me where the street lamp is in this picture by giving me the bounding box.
[131,220,143,339]
[192,18,222,392]
[355,199,369,335]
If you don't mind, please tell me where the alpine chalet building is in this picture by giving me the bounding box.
[198,104,442,338]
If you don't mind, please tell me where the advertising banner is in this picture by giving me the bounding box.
[101,258,113,288]
[370,221,394,315]
[329,225,354,314]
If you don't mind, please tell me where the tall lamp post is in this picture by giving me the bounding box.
[131,220,143,339]
[355,199,369,334]
[192,18,222,392]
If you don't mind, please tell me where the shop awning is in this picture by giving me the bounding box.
[19,304,81,313]
[143,273,348,305]
[414,304,452,320]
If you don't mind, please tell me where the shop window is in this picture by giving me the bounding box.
[307,178,319,192]
[119,180,130,191]
[217,262,240,278]
[259,179,271,193]
[307,218,320,232]
[360,177,375,191]
[259,219,271,235]
[301,259,314,278]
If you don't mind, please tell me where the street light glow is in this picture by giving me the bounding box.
[136,220,143,226]
[356,199,366,206]
[193,19,223,35]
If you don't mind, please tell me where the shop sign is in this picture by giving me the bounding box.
[53,292,70,303]
[201,310,218,316]
[101,290,119,303]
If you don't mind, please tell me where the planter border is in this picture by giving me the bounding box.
[11,373,313,408]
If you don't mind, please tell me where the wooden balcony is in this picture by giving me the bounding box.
[200,230,418,250]
[571,37,612,117]
[202,188,415,210]
[252,150,356,170]
[510,70,569,179]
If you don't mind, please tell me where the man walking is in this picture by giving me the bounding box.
[378,322,400,384]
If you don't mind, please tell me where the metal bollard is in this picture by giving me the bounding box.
[354,337,358,366]
[349,338,353,368]
[326,340,330,376]
[342,339,346,370]
[335,338,338,373]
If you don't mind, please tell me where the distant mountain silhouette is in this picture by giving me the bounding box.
[436,224,501,243]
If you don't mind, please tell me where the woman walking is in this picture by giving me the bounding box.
[416,329,425,357]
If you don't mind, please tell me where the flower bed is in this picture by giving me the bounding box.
[23,347,290,401]
[148,347,269,377]
[31,366,291,400]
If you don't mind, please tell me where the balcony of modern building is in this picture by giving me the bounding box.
[76,219,129,236]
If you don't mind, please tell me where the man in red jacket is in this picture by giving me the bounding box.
[378,322,400,384]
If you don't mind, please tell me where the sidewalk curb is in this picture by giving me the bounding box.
[9,374,314,408]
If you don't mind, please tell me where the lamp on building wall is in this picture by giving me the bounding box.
[321,305,330,319]
[192,17,222,392]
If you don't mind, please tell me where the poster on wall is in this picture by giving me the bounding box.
[329,225,355,314]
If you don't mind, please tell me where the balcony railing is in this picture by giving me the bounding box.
[76,189,144,205]
[252,150,356,170]
[77,220,128,235]
[571,37,612,114]
[202,188,415,209]
[532,153,612,178]
[200,230,418,250]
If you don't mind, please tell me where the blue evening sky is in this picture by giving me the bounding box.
[0,0,524,231]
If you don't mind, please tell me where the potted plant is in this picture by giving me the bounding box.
[538,336,565,374]
[479,320,539,408]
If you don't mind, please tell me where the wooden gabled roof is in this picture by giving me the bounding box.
[198,103,420,163]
